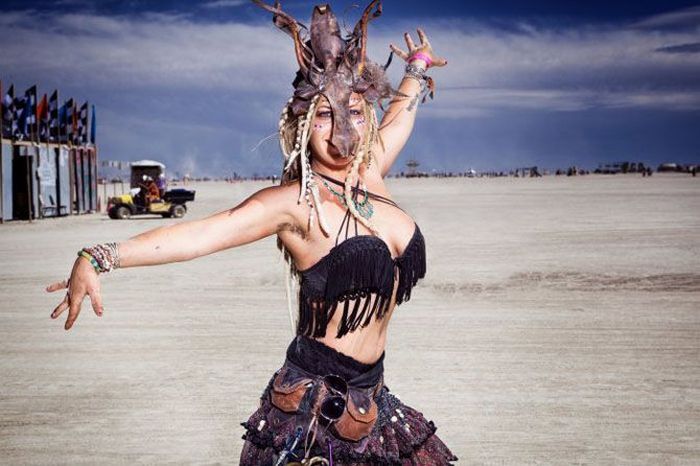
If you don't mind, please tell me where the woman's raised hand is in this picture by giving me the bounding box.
[389,28,448,69]
[46,257,104,330]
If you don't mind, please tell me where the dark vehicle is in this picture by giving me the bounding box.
[163,189,196,204]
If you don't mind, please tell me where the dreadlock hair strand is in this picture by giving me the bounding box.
[342,98,379,236]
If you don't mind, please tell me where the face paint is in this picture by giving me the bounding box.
[313,121,330,132]
[351,101,366,128]
[352,116,366,127]
[313,106,332,133]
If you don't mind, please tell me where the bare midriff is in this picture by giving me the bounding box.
[312,279,399,365]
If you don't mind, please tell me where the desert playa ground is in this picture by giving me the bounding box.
[1,174,698,465]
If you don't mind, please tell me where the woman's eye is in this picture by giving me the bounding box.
[316,110,360,117]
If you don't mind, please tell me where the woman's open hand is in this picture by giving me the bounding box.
[46,257,103,330]
[389,28,447,69]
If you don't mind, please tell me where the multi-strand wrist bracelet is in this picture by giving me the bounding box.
[78,242,121,274]
[403,52,434,105]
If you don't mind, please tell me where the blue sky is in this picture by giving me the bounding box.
[1,0,698,176]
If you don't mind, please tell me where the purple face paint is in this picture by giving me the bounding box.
[313,121,330,132]
[313,106,332,133]
[353,116,366,127]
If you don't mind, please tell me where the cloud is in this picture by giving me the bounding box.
[368,12,700,117]
[630,5,700,31]
[1,6,698,174]
[0,10,297,93]
[201,0,247,9]
[655,42,700,54]
[419,88,700,120]
[1,7,698,113]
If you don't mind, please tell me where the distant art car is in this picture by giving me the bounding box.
[107,188,195,219]
[106,160,196,219]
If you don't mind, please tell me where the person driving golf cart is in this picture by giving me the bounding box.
[137,175,161,207]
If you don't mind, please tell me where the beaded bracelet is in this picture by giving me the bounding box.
[404,63,429,86]
[78,250,101,274]
[77,242,120,274]
[403,62,433,108]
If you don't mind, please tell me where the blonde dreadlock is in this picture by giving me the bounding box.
[343,97,382,236]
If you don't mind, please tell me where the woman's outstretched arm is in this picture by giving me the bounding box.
[118,185,292,267]
[46,184,296,330]
[374,28,447,177]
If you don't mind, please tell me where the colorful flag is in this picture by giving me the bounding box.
[71,100,78,144]
[60,98,74,144]
[90,104,96,144]
[15,95,28,140]
[48,90,59,142]
[22,85,38,140]
[37,93,49,142]
[58,98,70,143]
[1,84,14,139]
[78,101,88,144]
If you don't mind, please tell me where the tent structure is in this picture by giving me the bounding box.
[0,141,97,221]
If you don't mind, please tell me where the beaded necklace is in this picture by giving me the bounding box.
[318,175,374,220]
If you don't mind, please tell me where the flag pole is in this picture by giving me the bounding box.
[32,89,42,220]
[69,100,76,215]
[25,87,35,222]
[31,86,39,220]
[56,91,67,216]
[44,95,51,217]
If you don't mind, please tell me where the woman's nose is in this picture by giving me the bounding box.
[329,133,357,157]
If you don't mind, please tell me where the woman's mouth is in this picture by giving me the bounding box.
[327,142,342,157]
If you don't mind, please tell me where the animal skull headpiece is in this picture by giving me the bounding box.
[253,0,401,158]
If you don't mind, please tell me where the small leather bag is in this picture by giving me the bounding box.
[331,383,381,442]
[270,365,314,413]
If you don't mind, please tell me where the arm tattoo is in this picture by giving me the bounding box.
[406,92,420,112]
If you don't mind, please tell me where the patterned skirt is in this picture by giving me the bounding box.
[239,335,458,465]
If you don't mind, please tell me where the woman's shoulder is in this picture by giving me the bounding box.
[251,179,300,201]
[250,179,310,225]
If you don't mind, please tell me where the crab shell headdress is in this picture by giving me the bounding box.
[253,0,403,159]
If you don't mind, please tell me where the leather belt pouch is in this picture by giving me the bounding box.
[270,365,314,413]
[332,384,380,442]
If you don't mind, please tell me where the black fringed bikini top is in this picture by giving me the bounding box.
[296,173,426,339]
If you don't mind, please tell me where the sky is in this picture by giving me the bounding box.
[1,0,699,176]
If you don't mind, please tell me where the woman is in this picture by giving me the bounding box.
[46,1,456,464]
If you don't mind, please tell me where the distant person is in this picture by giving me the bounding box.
[138,176,160,207]
[146,178,160,203]
[135,175,150,206]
